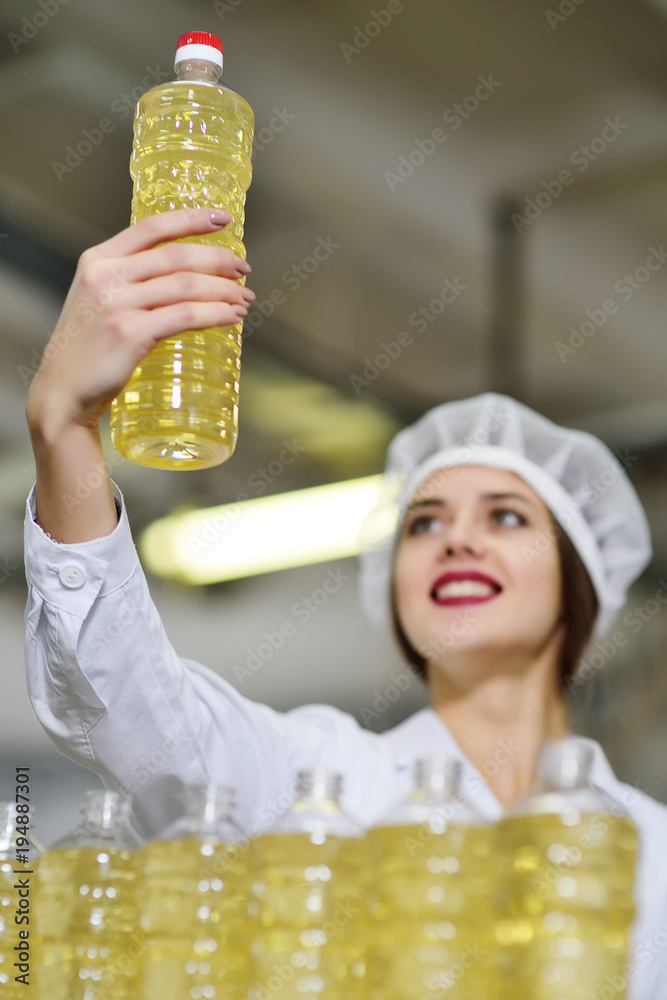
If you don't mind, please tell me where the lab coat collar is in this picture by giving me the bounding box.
[386,706,627,822]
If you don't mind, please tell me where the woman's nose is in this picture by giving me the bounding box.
[438,511,483,557]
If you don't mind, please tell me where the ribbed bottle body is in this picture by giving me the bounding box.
[368,821,494,999]
[495,809,637,999]
[110,78,254,470]
[494,742,639,999]
[137,836,248,999]
[248,830,366,1000]
[34,845,139,1000]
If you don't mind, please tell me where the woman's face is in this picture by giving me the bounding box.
[393,464,564,679]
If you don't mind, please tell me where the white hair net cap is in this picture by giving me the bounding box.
[358,392,652,648]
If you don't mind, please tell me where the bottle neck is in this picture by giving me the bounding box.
[296,769,342,807]
[186,784,235,833]
[175,60,222,84]
[82,790,129,836]
[536,740,594,792]
[411,757,462,802]
[0,803,17,852]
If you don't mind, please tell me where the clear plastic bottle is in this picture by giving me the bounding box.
[494,739,639,1000]
[137,783,247,999]
[0,802,41,998]
[247,769,366,1000]
[364,757,493,1000]
[110,31,254,470]
[33,790,140,1000]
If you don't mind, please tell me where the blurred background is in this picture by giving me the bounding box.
[1,0,666,845]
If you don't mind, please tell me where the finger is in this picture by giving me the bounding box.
[121,241,251,284]
[132,300,249,346]
[125,272,256,311]
[88,208,236,261]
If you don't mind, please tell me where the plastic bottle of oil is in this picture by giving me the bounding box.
[364,757,493,1000]
[110,31,254,471]
[247,769,366,1000]
[137,783,247,1000]
[494,740,638,1000]
[0,802,41,998]
[33,790,140,1000]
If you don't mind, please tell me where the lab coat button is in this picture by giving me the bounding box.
[59,564,86,589]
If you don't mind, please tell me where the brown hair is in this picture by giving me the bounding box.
[390,512,599,694]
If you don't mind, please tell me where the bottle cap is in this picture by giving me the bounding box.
[175,31,223,72]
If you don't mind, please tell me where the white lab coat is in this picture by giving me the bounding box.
[22,481,667,998]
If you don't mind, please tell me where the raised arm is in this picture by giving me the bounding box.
[26,207,254,543]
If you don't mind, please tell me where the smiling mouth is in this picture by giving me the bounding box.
[430,580,502,606]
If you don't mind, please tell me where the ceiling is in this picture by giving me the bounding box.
[1,0,666,803]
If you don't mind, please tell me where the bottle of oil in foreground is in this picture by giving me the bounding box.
[247,768,366,1000]
[137,783,247,1000]
[33,790,140,1000]
[110,31,254,470]
[494,739,638,1000]
[364,756,494,1000]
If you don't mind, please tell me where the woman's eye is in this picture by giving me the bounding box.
[407,515,442,535]
[493,508,526,527]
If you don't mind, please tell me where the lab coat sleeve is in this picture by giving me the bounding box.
[23,479,384,839]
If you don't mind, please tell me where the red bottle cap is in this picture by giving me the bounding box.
[177,32,223,53]
[174,32,223,71]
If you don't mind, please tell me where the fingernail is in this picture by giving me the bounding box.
[210,210,232,227]
[234,258,252,274]
[241,289,256,303]
[234,305,249,317]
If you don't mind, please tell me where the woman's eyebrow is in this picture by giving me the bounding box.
[406,491,537,511]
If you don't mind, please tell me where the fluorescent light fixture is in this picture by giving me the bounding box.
[139,474,394,585]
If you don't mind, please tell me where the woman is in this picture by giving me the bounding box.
[23,208,667,996]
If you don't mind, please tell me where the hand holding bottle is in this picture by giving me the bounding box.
[27,208,254,435]
[25,208,254,544]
